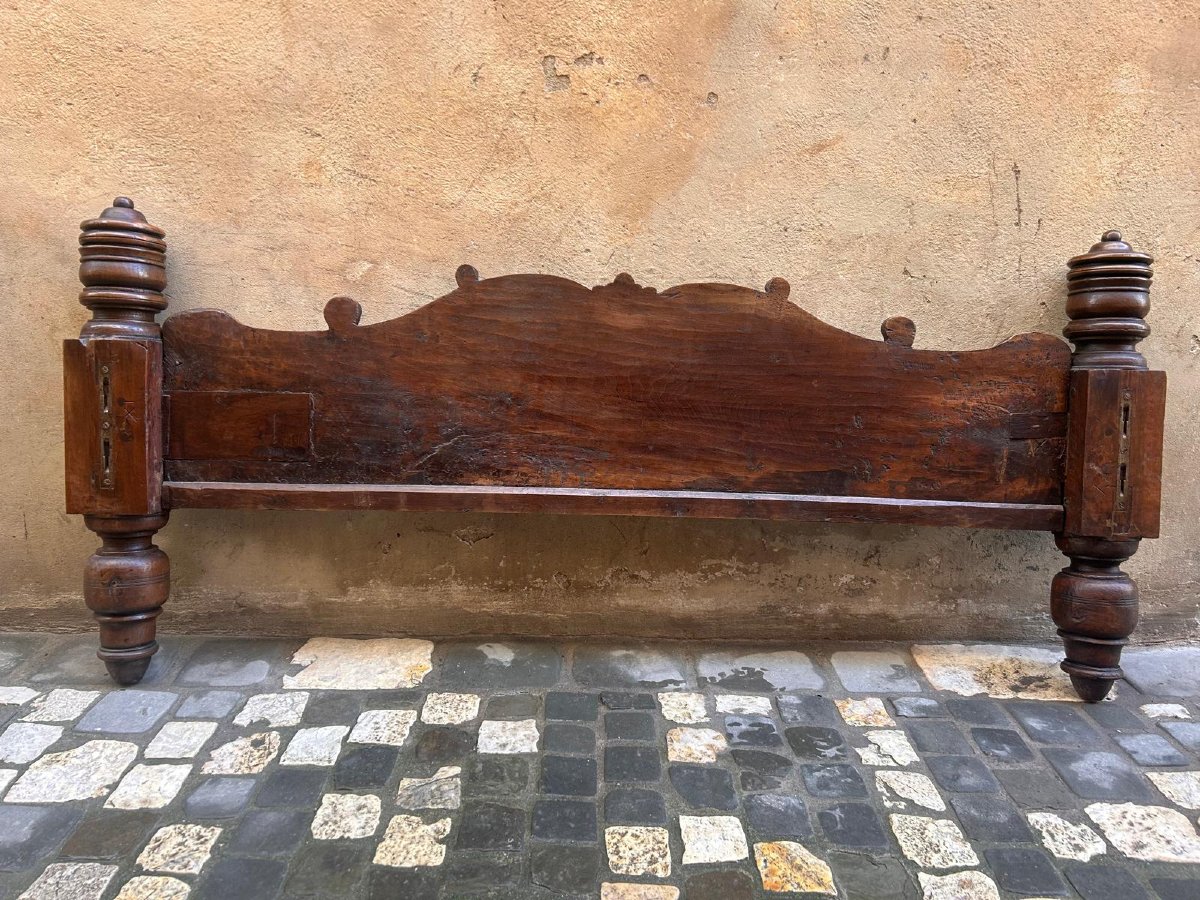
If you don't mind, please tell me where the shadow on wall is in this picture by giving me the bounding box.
[116,508,1101,643]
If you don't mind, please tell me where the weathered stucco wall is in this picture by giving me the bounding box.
[1,1,1197,644]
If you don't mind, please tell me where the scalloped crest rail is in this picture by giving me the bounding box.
[63,199,1166,702]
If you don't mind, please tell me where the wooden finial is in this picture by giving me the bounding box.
[455,264,480,287]
[764,277,790,299]
[881,316,916,347]
[324,296,363,336]
[78,197,167,339]
[1064,230,1152,370]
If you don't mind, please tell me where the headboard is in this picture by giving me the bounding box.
[160,269,1070,524]
[63,198,1166,702]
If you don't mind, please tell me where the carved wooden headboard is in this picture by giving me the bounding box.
[64,198,1166,701]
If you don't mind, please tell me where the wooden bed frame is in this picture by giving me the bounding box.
[63,198,1166,701]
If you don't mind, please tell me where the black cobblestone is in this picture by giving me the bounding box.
[531,799,597,841]
[1043,748,1154,801]
[818,802,889,848]
[603,787,667,825]
[1,632,1198,900]
[985,848,1069,896]
[669,764,737,810]
[926,754,1001,793]
[784,725,849,760]
[801,763,868,798]
[971,726,1033,762]
[545,692,598,722]
[603,745,661,781]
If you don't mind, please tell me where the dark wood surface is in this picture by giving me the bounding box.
[64,338,163,516]
[164,482,1063,531]
[66,198,171,685]
[163,271,1071,506]
[1052,230,1163,701]
[1062,368,1166,540]
[64,198,1169,702]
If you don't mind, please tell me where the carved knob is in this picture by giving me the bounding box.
[1064,230,1152,369]
[323,296,362,336]
[79,197,167,339]
[455,264,480,287]
[881,316,916,347]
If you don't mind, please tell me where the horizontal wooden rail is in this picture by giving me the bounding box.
[164,482,1063,531]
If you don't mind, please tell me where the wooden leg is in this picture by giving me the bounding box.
[83,513,169,685]
[1051,535,1139,702]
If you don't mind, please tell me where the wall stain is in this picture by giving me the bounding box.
[1012,162,1023,227]
[541,55,570,92]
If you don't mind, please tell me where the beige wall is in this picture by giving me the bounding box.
[2,1,1197,644]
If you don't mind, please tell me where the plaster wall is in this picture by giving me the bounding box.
[1,0,1197,643]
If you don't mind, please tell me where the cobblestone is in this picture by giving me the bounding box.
[0,632,1196,898]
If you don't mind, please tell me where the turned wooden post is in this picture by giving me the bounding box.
[64,198,168,685]
[1054,231,1166,701]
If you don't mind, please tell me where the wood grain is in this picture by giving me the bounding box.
[68,197,171,686]
[164,481,1063,530]
[163,273,1072,507]
[1055,230,1162,701]
[64,337,162,516]
[1062,368,1166,540]
[63,198,1169,703]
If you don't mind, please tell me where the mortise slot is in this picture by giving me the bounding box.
[1116,395,1131,508]
[98,366,113,488]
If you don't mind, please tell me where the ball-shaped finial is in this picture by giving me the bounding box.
[455,264,480,287]
[1101,229,1122,243]
[764,277,790,299]
[881,315,916,347]
[324,296,362,336]
[113,196,135,209]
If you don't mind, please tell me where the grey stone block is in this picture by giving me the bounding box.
[439,642,563,690]
[0,634,50,678]
[573,645,689,688]
[75,689,177,733]
[177,690,242,719]
[1043,748,1153,801]
[1123,646,1200,698]
[831,650,921,693]
[697,649,821,691]
[29,635,180,687]
[0,805,82,871]
[177,638,298,687]
[186,777,258,818]
[1113,732,1189,766]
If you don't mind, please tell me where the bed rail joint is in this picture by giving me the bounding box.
[1054,230,1166,701]
[64,197,170,685]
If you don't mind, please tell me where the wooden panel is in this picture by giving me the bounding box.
[64,338,162,516]
[165,482,1063,531]
[162,273,1071,505]
[1063,368,1166,539]
[166,391,313,460]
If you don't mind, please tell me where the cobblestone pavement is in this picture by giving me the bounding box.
[1,634,1199,898]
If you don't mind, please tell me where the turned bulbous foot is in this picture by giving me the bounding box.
[1052,535,1139,703]
[1068,672,1116,703]
[84,513,169,686]
[103,653,154,686]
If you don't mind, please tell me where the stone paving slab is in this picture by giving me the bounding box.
[0,634,1196,897]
